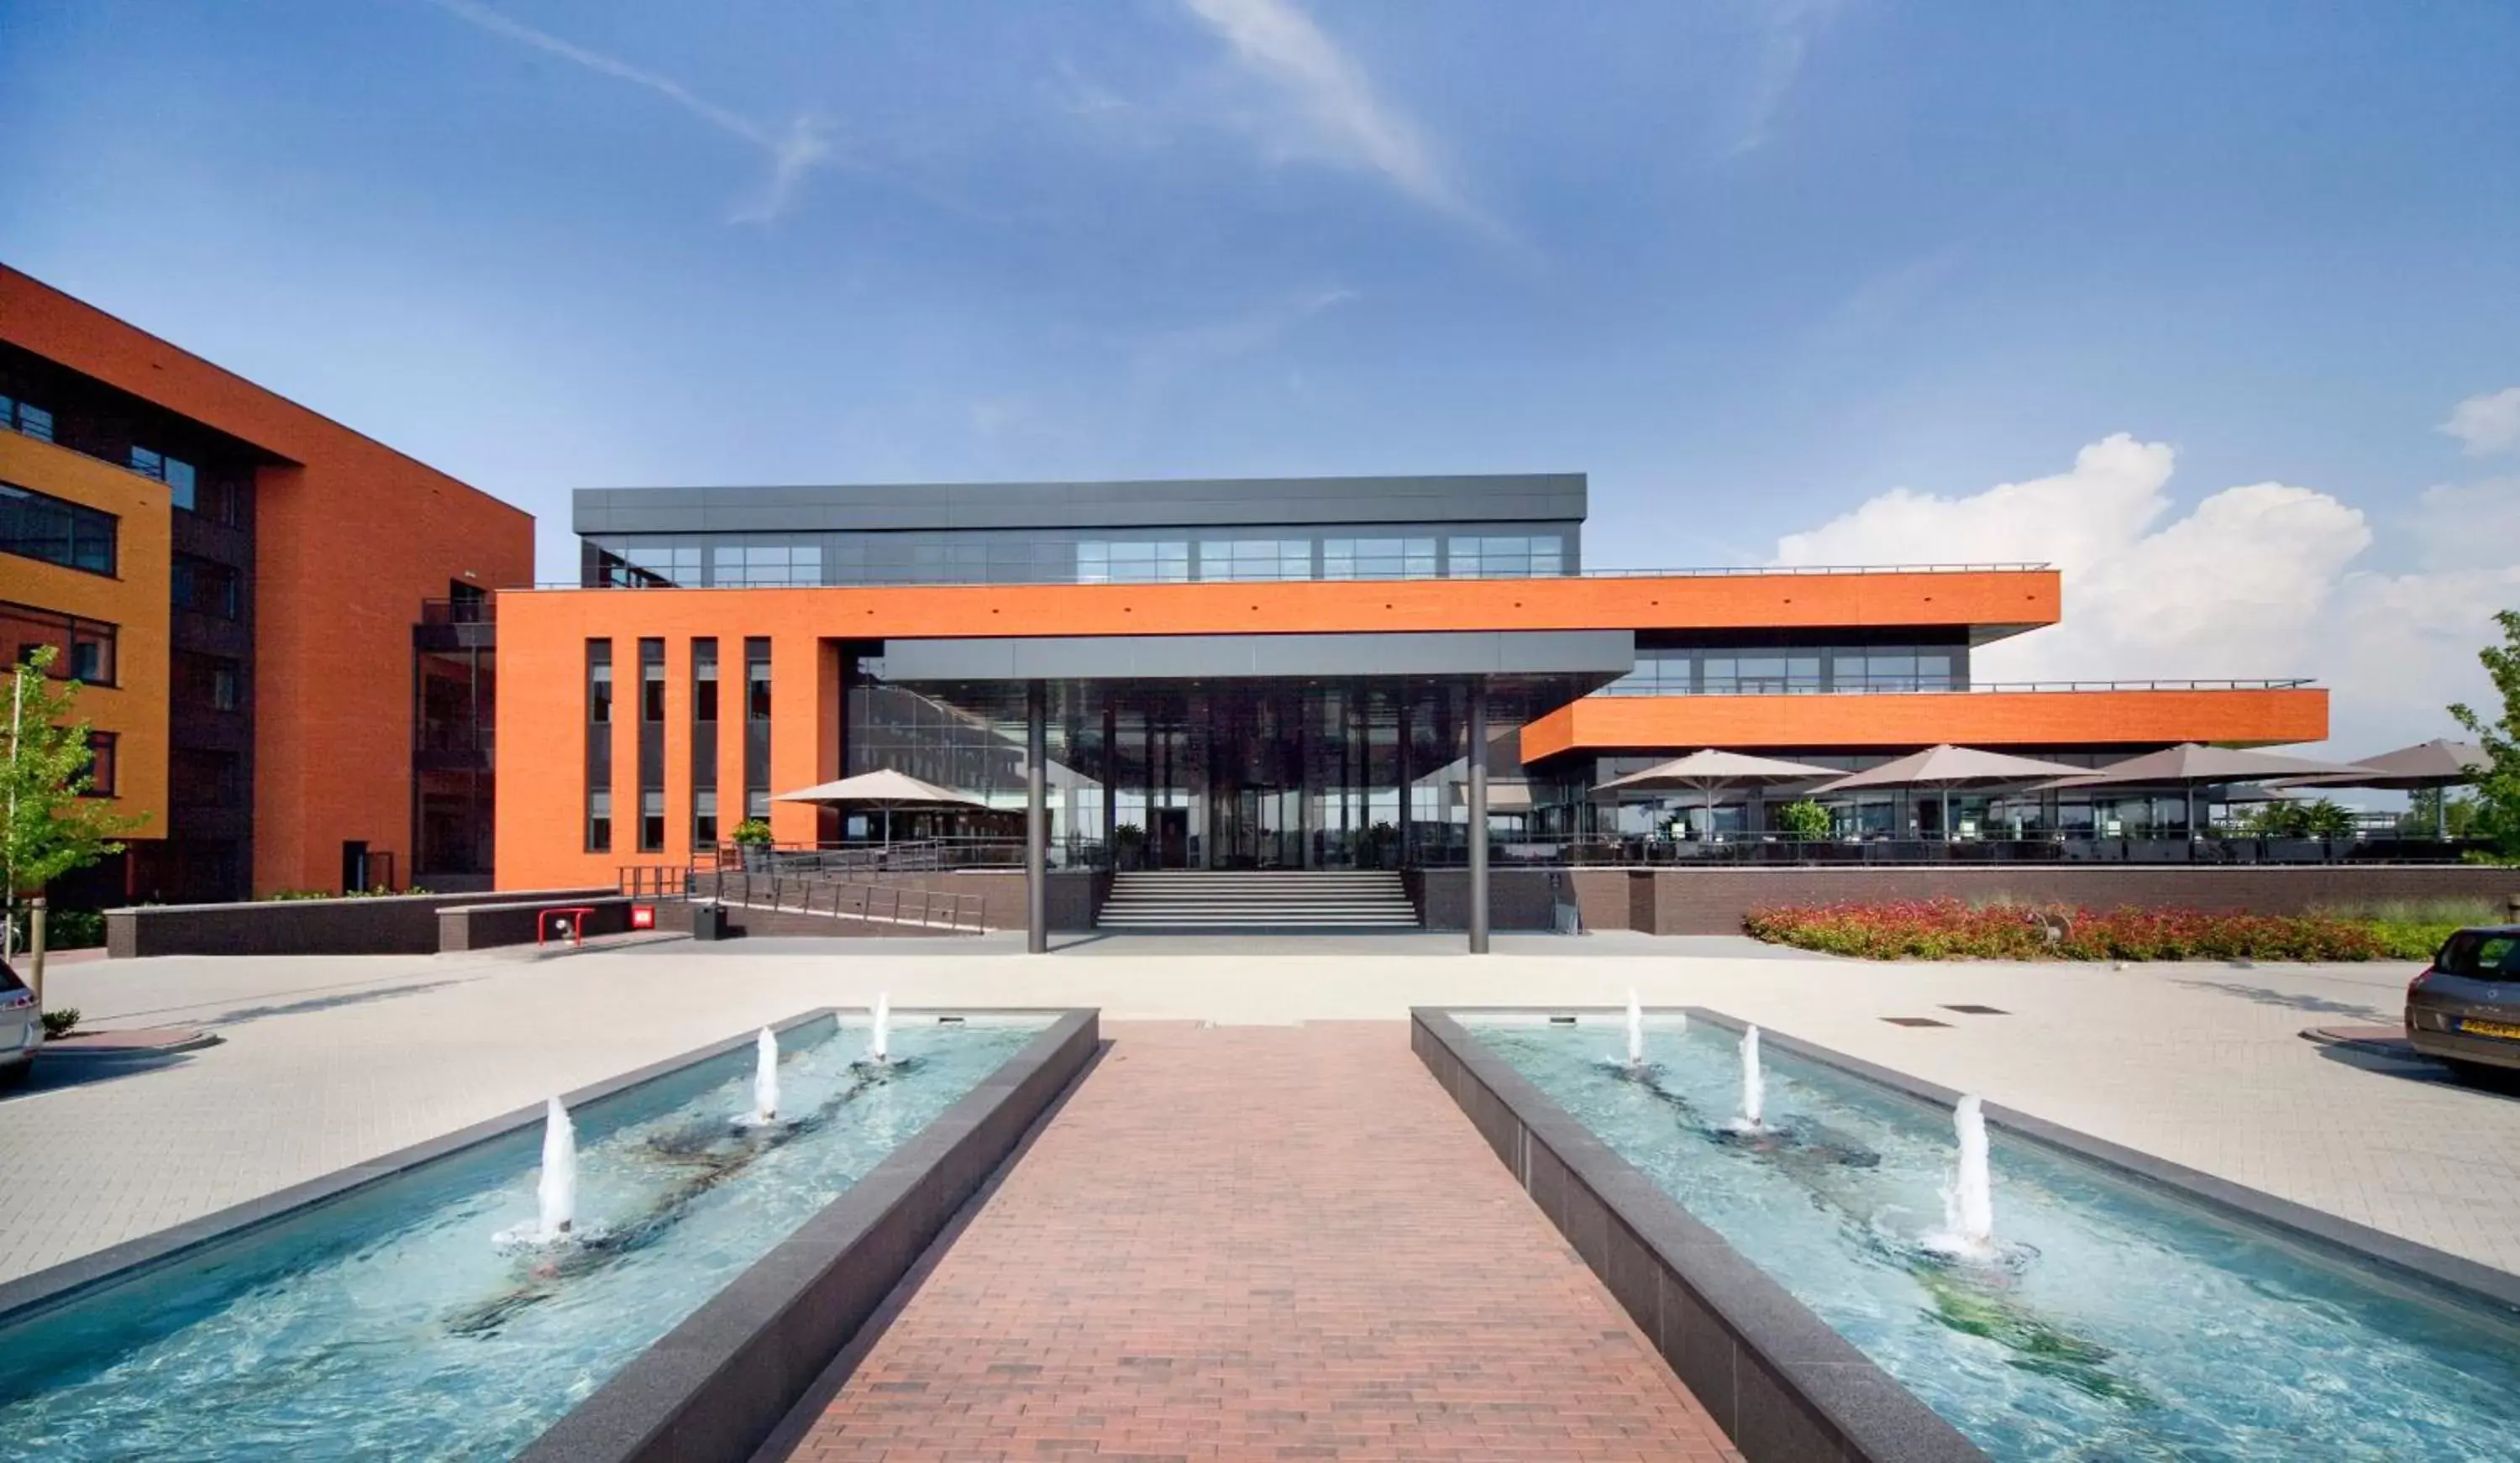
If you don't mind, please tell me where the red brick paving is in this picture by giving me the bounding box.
[788,1022,1741,1462]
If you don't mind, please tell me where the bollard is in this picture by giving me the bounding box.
[28,896,45,1015]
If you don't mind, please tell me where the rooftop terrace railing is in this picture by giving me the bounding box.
[516,561,2053,593]
[1588,677,2317,697]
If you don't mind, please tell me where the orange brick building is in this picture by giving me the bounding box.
[494,477,2324,946]
[2,267,532,902]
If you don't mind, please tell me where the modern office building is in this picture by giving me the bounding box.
[496,475,2326,941]
[0,267,531,903]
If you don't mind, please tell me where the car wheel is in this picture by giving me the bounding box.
[0,1059,30,1092]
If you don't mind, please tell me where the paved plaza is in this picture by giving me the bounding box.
[6,933,2515,1292]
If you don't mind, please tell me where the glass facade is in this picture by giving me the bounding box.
[1603,642,1968,695]
[843,672,1536,869]
[584,522,1578,588]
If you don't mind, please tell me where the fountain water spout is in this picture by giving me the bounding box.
[1625,989,1646,1067]
[749,1026,780,1125]
[1941,1093,1996,1254]
[868,994,891,1064]
[1737,1025,1765,1130]
[537,1097,576,1240]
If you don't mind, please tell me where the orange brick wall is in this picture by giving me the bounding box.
[1516,687,2330,762]
[1,267,535,894]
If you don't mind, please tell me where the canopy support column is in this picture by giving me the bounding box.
[1468,677,1489,955]
[1026,679,1047,955]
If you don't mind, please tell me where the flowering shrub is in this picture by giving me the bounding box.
[1742,898,2391,962]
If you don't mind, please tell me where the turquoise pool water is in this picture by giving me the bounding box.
[0,1015,1045,1462]
[1467,1016,2520,1463]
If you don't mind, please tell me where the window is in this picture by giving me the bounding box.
[587,789,613,853]
[1448,535,1563,579]
[1197,539,1312,581]
[1076,539,1188,584]
[172,555,242,618]
[1,395,55,443]
[639,637,665,721]
[3,602,118,685]
[586,640,613,852]
[173,650,242,709]
[746,639,772,721]
[708,539,822,587]
[1323,537,1437,579]
[128,447,199,512]
[693,638,718,722]
[589,646,613,724]
[82,732,116,798]
[693,789,718,848]
[639,789,665,852]
[0,481,118,575]
[170,748,241,806]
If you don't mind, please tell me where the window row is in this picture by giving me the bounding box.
[1605,645,1968,696]
[587,525,1579,588]
[2,375,248,524]
[586,636,771,852]
[1,480,117,575]
[3,600,118,684]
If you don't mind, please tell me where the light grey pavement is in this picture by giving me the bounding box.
[4,936,2514,1286]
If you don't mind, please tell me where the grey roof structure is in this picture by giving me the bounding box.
[573,473,1586,536]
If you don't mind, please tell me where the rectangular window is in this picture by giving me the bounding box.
[1197,539,1313,581]
[172,649,242,709]
[743,637,771,826]
[172,555,242,618]
[1323,537,1437,579]
[639,637,665,722]
[586,640,613,852]
[0,480,118,575]
[3,601,118,685]
[693,788,718,849]
[1077,539,1189,584]
[82,732,117,798]
[693,637,718,723]
[2,395,55,443]
[639,789,665,852]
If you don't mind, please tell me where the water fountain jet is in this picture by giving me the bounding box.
[867,994,890,1065]
[1929,1093,1998,1259]
[1735,1025,1765,1130]
[745,1027,780,1126]
[1625,989,1646,1067]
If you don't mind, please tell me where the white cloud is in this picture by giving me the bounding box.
[1728,0,1844,157]
[429,0,835,223]
[1770,435,2517,757]
[1178,0,1499,238]
[2440,386,2520,455]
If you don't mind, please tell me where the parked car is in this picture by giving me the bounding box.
[2406,926,2520,1082]
[0,953,38,1088]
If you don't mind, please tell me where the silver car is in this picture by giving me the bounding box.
[2406,926,2520,1081]
[0,954,37,1088]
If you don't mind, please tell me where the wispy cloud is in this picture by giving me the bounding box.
[1728,0,1843,157]
[428,0,834,223]
[1177,0,1499,239]
[2439,385,2520,456]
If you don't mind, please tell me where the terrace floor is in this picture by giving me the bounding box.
[782,1022,1742,1461]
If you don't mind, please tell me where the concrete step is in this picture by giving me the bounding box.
[1099,870,1419,931]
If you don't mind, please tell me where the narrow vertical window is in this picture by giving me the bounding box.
[639,789,665,852]
[585,639,613,852]
[743,637,771,820]
[639,637,665,722]
[637,637,665,851]
[692,638,719,847]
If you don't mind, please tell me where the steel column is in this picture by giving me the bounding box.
[1467,678,1489,954]
[1026,679,1048,953]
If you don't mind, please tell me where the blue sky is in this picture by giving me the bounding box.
[3,0,2515,752]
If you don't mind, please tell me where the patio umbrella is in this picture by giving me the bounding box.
[1807,745,2092,838]
[1590,749,1836,835]
[772,768,989,842]
[2263,739,2487,837]
[2034,742,2369,838]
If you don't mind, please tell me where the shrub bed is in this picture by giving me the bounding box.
[1744,898,2398,962]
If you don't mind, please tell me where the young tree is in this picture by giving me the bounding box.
[2449,607,2520,862]
[4,647,147,960]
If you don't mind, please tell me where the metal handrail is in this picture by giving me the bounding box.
[1591,677,2317,697]
[517,561,2051,594]
[618,863,987,931]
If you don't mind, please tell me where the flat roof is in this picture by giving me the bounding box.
[573,473,1586,536]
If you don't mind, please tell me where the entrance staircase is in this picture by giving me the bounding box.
[1095,870,1420,931]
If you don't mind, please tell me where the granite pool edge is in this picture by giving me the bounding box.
[514,1007,1099,1463]
[1675,1006,2520,1320]
[1411,1008,1990,1463]
[0,1008,847,1323]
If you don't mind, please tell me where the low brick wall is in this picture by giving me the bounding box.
[1625,866,2520,936]
[438,896,648,952]
[107,887,617,958]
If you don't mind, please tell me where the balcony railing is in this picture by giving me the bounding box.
[1411,832,2477,868]
[419,597,496,627]
[520,561,2053,593]
[1588,677,2316,698]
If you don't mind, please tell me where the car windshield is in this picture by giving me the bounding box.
[2436,932,2520,978]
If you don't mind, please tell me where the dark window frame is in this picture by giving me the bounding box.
[3,600,119,687]
[0,480,119,577]
[82,732,117,798]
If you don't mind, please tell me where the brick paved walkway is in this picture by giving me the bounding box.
[788,1022,1740,1462]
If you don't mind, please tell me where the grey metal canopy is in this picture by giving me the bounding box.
[1591,748,1839,834]
[2263,738,2488,837]
[772,768,990,842]
[2033,742,2370,839]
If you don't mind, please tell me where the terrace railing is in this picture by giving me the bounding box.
[618,863,989,932]
[1408,833,2484,868]
[521,561,2054,593]
[1588,677,2316,697]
